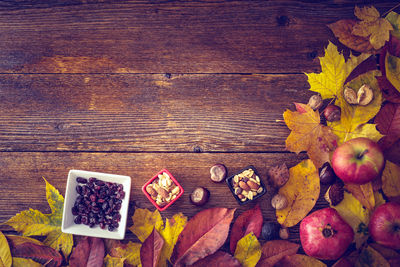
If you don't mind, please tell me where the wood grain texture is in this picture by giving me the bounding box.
[0,152,322,243]
[0,73,311,152]
[0,1,396,73]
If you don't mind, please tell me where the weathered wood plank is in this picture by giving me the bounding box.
[0,73,311,152]
[0,151,319,244]
[0,1,396,73]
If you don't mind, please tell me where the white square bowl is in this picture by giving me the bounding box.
[61,170,131,240]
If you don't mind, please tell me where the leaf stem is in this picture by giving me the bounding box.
[382,2,400,17]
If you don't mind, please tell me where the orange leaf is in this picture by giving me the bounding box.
[284,103,338,169]
[345,182,375,210]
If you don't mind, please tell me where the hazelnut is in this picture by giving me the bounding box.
[308,94,323,110]
[343,87,358,105]
[325,181,344,206]
[271,194,288,210]
[357,84,373,106]
[279,227,289,239]
[323,104,341,122]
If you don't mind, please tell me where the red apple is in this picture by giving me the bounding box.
[300,208,354,260]
[331,137,384,184]
[369,202,400,249]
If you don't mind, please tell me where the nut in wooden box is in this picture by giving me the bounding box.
[226,166,266,205]
[142,169,184,211]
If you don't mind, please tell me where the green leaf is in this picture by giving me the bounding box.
[386,53,400,92]
[0,232,11,267]
[386,11,400,40]
[5,178,73,257]
[234,233,261,267]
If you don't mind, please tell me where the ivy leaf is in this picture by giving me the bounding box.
[230,204,263,254]
[130,209,163,242]
[276,254,327,267]
[352,6,393,50]
[5,178,73,258]
[385,53,400,92]
[0,232,11,267]
[331,192,370,248]
[276,159,320,227]
[256,240,300,267]
[356,246,390,267]
[328,19,376,53]
[382,161,400,198]
[104,255,125,267]
[386,11,400,40]
[234,233,261,267]
[284,103,338,169]
[157,213,187,267]
[376,102,400,151]
[110,241,142,267]
[329,70,382,145]
[306,41,370,100]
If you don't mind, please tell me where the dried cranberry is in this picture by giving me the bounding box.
[76,177,88,184]
[76,185,83,195]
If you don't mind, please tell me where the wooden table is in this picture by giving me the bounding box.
[0,0,399,260]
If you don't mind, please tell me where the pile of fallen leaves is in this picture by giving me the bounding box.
[1,4,400,267]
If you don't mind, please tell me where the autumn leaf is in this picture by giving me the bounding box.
[111,241,141,267]
[191,251,241,267]
[5,178,73,258]
[140,229,165,267]
[376,102,400,151]
[230,204,263,254]
[130,209,163,242]
[377,76,400,103]
[345,182,375,211]
[329,70,383,144]
[276,254,327,267]
[369,243,400,265]
[306,41,370,100]
[382,161,400,197]
[276,159,320,227]
[284,103,338,169]
[351,6,393,50]
[69,237,105,267]
[331,191,370,248]
[6,235,62,267]
[386,11,400,40]
[256,240,300,267]
[170,207,235,266]
[234,233,261,267]
[11,258,42,267]
[157,213,187,267]
[356,246,390,267]
[104,255,125,267]
[385,53,400,92]
[0,232,11,267]
[328,19,376,53]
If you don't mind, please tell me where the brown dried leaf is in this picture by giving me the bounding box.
[376,102,400,151]
[191,251,241,267]
[256,240,300,267]
[69,237,105,267]
[276,254,327,267]
[381,161,400,198]
[345,182,375,210]
[140,229,165,267]
[170,207,235,266]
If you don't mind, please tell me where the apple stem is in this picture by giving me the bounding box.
[357,149,369,160]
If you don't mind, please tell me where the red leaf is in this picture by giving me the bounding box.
[170,207,235,266]
[294,103,307,114]
[191,251,241,267]
[345,55,377,85]
[230,204,263,254]
[377,76,400,104]
[69,237,105,267]
[256,240,300,267]
[375,102,400,151]
[6,235,62,267]
[140,228,165,267]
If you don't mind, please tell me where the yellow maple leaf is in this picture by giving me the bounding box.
[158,213,187,267]
[112,242,141,267]
[104,254,125,267]
[234,233,261,267]
[5,178,73,258]
[331,192,370,248]
[352,6,393,50]
[306,41,370,100]
[382,161,400,197]
[284,103,337,169]
[385,53,400,92]
[0,231,11,267]
[276,159,320,227]
[329,70,383,145]
[130,208,163,242]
